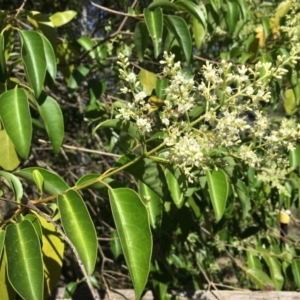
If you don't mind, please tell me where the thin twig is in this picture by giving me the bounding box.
[38,139,120,158]
[14,0,27,18]
[27,201,100,300]
[91,2,133,17]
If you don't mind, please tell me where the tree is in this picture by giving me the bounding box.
[1,0,300,299]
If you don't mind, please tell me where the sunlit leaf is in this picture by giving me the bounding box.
[108,188,152,299]
[207,169,228,222]
[144,8,163,58]
[0,171,23,202]
[139,70,157,95]
[5,220,44,300]
[58,190,97,275]
[50,11,77,27]
[247,269,275,290]
[0,88,32,159]
[263,255,284,290]
[292,259,300,289]
[15,167,69,195]
[139,181,162,229]
[164,15,192,64]
[0,249,16,300]
[19,30,47,98]
[37,95,64,153]
[0,129,20,170]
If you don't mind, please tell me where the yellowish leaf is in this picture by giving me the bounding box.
[32,212,65,299]
[0,129,20,171]
[139,70,157,95]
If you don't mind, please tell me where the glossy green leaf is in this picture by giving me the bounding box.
[133,22,149,62]
[289,145,300,169]
[37,95,64,153]
[0,34,7,81]
[116,155,168,199]
[209,0,222,12]
[0,129,20,170]
[93,119,141,141]
[164,167,184,209]
[155,78,168,99]
[5,220,44,300]
[148,0,178,11]
[164,15,192,64]
[139,70,157,95]
[292,259,300,289]
[77,36,96,59]
[144,8,163,58]
[40,34,57,81]
[0,171,23,202]
[175,0,206,27]
[32,169,44,195]
[15,167,69,194]
[110,231,122,259]
[0,88,32,159]
[58,189,97,275]
[108,188,152,299]
[246,269,275,290]
[23,214,43,241]
[263,255,284,290]
[207,169,228,222]
[236,0,249,20]
[19,31,47,98]
[139,181,162,229]
[49,11,77,27]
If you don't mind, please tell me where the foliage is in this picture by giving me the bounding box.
[1,0,300,299]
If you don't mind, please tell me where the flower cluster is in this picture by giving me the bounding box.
[115,50,300,192]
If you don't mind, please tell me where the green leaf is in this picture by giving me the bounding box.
[225,0,240,34]
[133,22,149,62]
[175,0,206,27]
[108,188,152,299]
[23,214,43,241]
[0,88,32,159]
[164,15,192,64]
[144,8,163,58]
[5,220,44,300]
[32,169,44,195]
[148,0,178,11]
[15,167,69,194]
[289,145,300,170]
[247,251,262,270]
[164,167,185,209]
[110,231,122,260]
[49,11,77,27]
[77,37,96,59]
[139,181,162,229]
[19,31,47,98]
[246,269,275,290]
[292,259,300,289]
[207,169,228,222]
[0,171,23,202]
[0,129,20,170]
[58,190,97,275]
[284,89,298,115]
[116,155,168,199]
[139,70,157,95]
[263,255,284,290]
[191,16,206,50]
[40,34,57,81]
[37,95,64,153]
[208,0,222,12]
[93,119,141,141]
